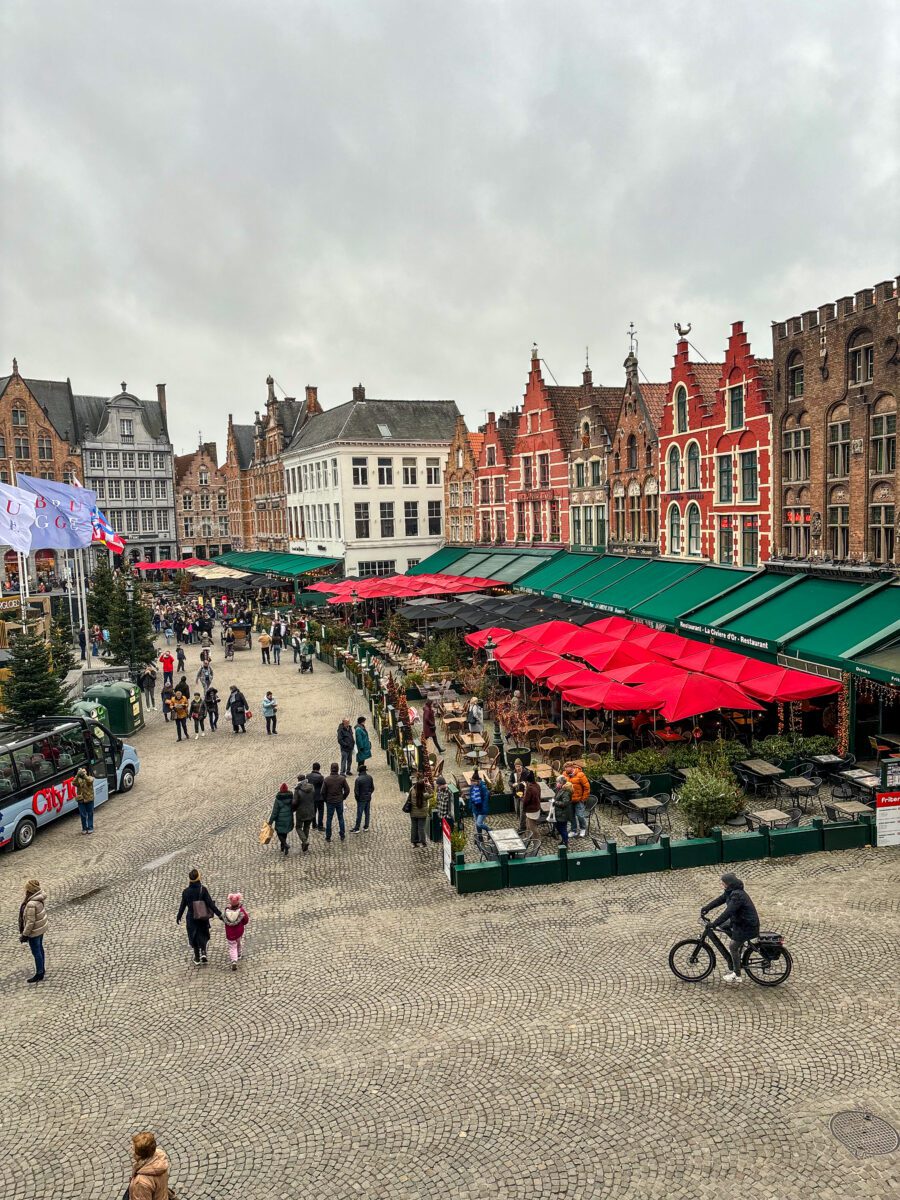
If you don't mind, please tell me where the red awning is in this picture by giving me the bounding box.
[465,627,512,649]
[133,558,212,571]
[740,667,842,703]
[641,672,764,721]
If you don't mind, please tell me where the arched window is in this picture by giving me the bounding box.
[675,386,688,433]
[782,412,811,483]
[686,442,700,490]
[686,503,701,556]
[871,395,897,475]
[869,484,895,563]
[645,441,653,469]
[667,445,681,491]
[827,404,850,478]
[787,350,804,399]
[627,434,637,470]
[668,504,682,555]
[613,450,620,474]
[581,420,591,448]
[848,327,874,386]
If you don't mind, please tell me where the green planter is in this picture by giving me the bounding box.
[822,820,870,852]
[669,835,722,870]
[455,859,503,894]
[566,848,614,881]
[643,772,678,796]
[405,686,424,700]
[507,853,565,887]
[768,825,823,857]
[614,842,668,875]
[720,830,769,862]
[487,792,515,815]
[506,748,532,767]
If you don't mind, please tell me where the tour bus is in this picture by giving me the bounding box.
[0,715,140,851]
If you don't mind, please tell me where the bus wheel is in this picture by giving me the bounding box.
[119,766,135,792]
[14,819,36,851]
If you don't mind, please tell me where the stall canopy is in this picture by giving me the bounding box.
[324,573,503,602]
[407,545,561,583]
[215,550,340,578]
[134,557,212,570]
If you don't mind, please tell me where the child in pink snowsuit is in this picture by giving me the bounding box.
[223,893,249,970]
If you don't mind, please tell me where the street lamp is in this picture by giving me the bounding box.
[484,634,506,768]
[350,588,360,642]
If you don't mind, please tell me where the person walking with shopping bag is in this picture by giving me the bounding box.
[269,784,294,854]
[176,868,222,965]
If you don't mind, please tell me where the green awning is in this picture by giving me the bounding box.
[632,564,755,627]
[215,551,340,578]
[715,577,876,653]
[473,553,551,583]
[585,559,698,615]
[405,547,467,575]
[566,555,651,603]
[855,640,900,686]
[442,549,497,575]
[784,583,900,683]
[680,571,791,633]
[517,552,600,594]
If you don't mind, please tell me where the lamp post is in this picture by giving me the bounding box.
[484,634,506,768]
[350,588,359,639]
[125,578,137,681]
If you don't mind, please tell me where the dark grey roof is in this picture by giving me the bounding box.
[287,398,460,453]
[231,424,255,470]
[0,375,79,443]
[73,391,168,441]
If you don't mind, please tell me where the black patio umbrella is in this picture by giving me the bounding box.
[432,615,478,631]
[396,601,457,620]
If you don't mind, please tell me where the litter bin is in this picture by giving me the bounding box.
[72,698,109,727]
[83,681,145,736]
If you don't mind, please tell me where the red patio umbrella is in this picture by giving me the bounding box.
[629,628,697,659]
[582,616,640,638]
[561,676,660,711]
[519,651,567,683]
[511,620,588,653]
[540,661,596,690]
[641,672,764,722]
[739,667,841,703]
[578,640,665,671]
[607,661,689,686]
[671,643,771,678]
[465,627,512,649]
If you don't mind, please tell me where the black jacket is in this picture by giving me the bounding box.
[354,773,375,803]
[702,882,760,940]
[177,882,222,927]
[322,772,350,803]
[337,724,355,752]
[293,780,316,822]
[307,770,324,800]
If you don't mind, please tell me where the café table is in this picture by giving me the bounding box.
[628,796,664,816]
[460,733,486,747]
[876,732,900,750]
[809,753,843,766]
[739,759,785,778]
[603,774,641,793]
[466,750,488,764]
[830,800,873,820]
[533,763,554,781]
[840,769,880,789]
[617,822,654,843]
[750,808,791,828]
[487,828,527,856]
[774,775,820,810]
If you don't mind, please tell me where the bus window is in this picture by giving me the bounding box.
[0,752,16,801]
[57,726,88,771]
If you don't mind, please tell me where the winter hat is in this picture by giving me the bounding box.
[279,783,290,793]
[227,892,243,906]
[24,879,40,895]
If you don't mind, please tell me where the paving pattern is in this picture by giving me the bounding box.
[1,642,898,1200]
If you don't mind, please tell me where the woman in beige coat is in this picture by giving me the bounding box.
[127,1132,170,1200]
[19,879,47,983]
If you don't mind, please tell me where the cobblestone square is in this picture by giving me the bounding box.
[1,649,898,1199]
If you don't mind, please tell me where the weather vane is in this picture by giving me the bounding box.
[627,322,638,354]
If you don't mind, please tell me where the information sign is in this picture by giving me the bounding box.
[442,817,452,880]
[875,791,900,848]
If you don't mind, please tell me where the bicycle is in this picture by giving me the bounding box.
[668,918,793,987]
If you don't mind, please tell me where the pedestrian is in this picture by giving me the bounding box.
[293,773,315,851]
[259,629,271,665]
[337,717,355,775]
[196,663,213,691]
[262,690,278,735]
[19,879,47,983]
[701,872,761,986]
[354,715,371,768]
[565,762,590,839]
[291,630,302,663]
[406,776,430,847]
[170,691,190,742]
[322,762,349,842]
[158,649,174,686]
[552,775,573,847]
[522,772,544,841]
[205,683,220,732]
[421,699,443,753]
[152,605,162,633]
[269,783,294,854]
[78,625,86,661]
[126,1131,170,1200]
[271,627,283,665]
[74,765,95,834]
[176,867,222,965]
[139,662,157,711]
[223,893,250,971]
[351,762,374,832]
[308,761,325,830]
[189,692,207,738]
[176,645,186,674]
[160,680,174,721]
[226,685,248,733]
[174,675,190,700]
[467,770,490,840]
[466,696,484,735]
[435,775,454,822]
[510,757,528,832]
[91,623,102,655]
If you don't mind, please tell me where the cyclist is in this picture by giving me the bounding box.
[700,872,760,986]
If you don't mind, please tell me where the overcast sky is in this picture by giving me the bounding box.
[2,1,898,456]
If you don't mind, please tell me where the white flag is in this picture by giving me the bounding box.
[0,483,38,553]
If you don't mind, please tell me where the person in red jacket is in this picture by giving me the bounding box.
[223,892,249,971]
[159,650,174,686]
[565,763,591,839]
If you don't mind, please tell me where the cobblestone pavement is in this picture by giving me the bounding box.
[1,643,898,1199]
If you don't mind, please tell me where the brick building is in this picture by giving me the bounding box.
[568,362,624,553]
[772,278,899,566]
[174,441,232,560]
[500,346,583,547]
[0,361,82,580]
[475,409,519,544]
[445,414,482,545]
[222,416,255,551]
[658,325,773,566]
[607,350,667,555]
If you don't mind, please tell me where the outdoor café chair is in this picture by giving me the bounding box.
[647,793,673,831]
[830,779,855,802]
[786,808,803,828]
[523,835,543,858]
[868,735,893,763]
[823,802,843,822]
[589,833,608,852]
[583,796,600,832]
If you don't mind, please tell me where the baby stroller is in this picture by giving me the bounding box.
[298,650,314,674]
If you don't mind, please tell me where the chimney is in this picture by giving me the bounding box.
[156,383,167,419]
[352,383,366,402]
[583,364,592,387]
[487,411,495,424]
[305,384,320,413]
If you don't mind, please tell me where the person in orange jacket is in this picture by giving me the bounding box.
[565,762,591,839]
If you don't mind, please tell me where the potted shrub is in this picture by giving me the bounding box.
[404,669,426,699]
[677,768,744,838]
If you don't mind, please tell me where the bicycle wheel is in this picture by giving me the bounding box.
[668,939,715,982]
[742,945,793,987]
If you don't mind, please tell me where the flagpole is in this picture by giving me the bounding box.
[76,547,93,669]
[65,550,75,630]
[16,551,27,627]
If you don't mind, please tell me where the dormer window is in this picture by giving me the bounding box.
[848,330,874,385]
[12,407,26,427]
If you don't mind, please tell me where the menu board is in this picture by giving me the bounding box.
[875,791,900,848]
[442,818,453,881]
[881,756,900,790]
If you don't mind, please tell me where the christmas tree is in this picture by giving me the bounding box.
[49,608,78,680]
[107,578,157,672]
[87,555,116,636]
[2,626,72,726]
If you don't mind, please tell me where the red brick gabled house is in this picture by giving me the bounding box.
[658,325,772,566]
[501,347,580,546]
[606,351,667,554]
[475,409,519,544]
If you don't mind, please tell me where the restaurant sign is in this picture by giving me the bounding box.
[875,791,900,848]
[679,620,773,654]
[441,817,452,881]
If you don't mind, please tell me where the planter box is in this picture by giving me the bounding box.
[506,748,532,767]
[455,860,503,894]
[566,848,614,881]
[507,854,565,887]
[822,820,870,852]
[405,687,424,700]
[720,830,768,862]
[669,835,721,870]
[487,792,515,815]
[768,825,823,857]
[614,842,668,876]
[642,772,678,796]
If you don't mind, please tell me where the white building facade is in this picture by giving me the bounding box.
[282,386,459,576]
